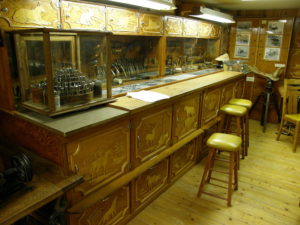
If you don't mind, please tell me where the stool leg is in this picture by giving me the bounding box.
[292,121,300,153]
[276,117,285,141]
[236,117,245,160]
[207,149,216,183]
[262,92,271,133]
[227,152,234,207]
[245,112,249,156]
[197,149,215,197]
[234,151,239,191]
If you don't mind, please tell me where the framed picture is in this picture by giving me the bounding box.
[266,35,282,47]
[234,46,249,58]
[236,33,250,45]
[237,21,252,32]
[267,21,284,34]
[264,48,281,61]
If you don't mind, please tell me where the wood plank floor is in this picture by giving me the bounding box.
[128,120,300,225]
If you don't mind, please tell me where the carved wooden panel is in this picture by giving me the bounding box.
[198,22,212,38]
[182,18,199,37]
[61,1,105,30]
[133,106,172,165]
[69,185,130,225]
[106,7,139,33]
[234,79,245,98]
[220,82,235,106]
[0,0,60,29]
[210,24,220,38]
[132,159,168,211]
[169,140,195,181]
[164,16,183,36]
[201,124,218,156]
[67,120,130,194]
[139,13,163,35]
[201,87,221,125]
[173,94,200,143]
[0,111,65,166]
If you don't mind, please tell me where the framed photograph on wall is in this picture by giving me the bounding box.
[264,48,281,61]
[236,33,250,45]
[234,46,249,58]
[266,35,282,47]
[237,21,252,32]
[267,21,284,34]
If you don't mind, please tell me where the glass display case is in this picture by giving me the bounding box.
[12,28,113,116]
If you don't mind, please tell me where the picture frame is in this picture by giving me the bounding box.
[236,33,251,45]
[264,48,281,61]
[234,46,249,58]
[266,35,282,47]
[237,21,252,32]
[267,21,284,34]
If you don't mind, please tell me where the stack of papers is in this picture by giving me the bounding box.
[126,90,170,103]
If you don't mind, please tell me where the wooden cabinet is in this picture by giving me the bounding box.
[132,106,172,165]
[69,185,130,225]
[198,22,212,38]
[201,87,221,125]
[132,159,169,211]
[173,94,200,143]
[220,82,235,106]
[61,1,105,30]
[169,140,195,181]
[106,7,139,34]
[183,18,199,37]
[139,13,164,35]
[0,0,60,29]
[67,120,130,200]
[164,16,183,36]
[234,79,245,98]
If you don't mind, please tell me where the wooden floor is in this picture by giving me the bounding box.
[128,120,300,225]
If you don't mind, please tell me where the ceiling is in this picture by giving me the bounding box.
[181,0,300,10]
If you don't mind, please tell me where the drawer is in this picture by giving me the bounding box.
[132,159,169,211]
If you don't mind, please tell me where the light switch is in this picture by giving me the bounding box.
[246,76,255,82]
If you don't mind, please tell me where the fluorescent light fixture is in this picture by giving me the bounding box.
[106,0,176,10]
[190,7,235,23]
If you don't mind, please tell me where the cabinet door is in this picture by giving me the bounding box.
[173,94,200,143]
[69,185,130,225]
[210,24,220,38]
[198,22,212,38]
[234,79,245,98]
[183,18,199,37]
[169,140,195,181]
[132,159,168,211]
[133,106,172,165]
[61,1,105,30]
[139,13,164,35]
[165,16,183,36]
[106,7,139,33]
[201,87,221,125]
[220,82,235,106]
[67,120,130,196]
[0,0,60,29]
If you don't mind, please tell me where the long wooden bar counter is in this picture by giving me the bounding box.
[0,70,245,225]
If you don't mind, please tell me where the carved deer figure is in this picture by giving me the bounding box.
[145,126,156,146]
[146,174,161,189]
[100,196,118,224]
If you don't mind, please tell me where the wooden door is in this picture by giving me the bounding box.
[173,94,200,143]
[201,87,221,125]
[132,106,172,166]
[61,1,106,30]
[220,82,235,106]
[67,120,130,199]
[106,7,139,34]
[132,159,169,211]
[169,140,195,181]
[139,13,164,35]
[183,18,199,37]
[69,185,130,225]
[164,16,183,36]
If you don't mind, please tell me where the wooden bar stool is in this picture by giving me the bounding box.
[197,133,241,206]
[220,104,247,160]
[229,98,252,156]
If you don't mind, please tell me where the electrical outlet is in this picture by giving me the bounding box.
[246,76,255,82]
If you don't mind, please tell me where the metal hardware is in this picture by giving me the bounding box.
[1,8,8,13]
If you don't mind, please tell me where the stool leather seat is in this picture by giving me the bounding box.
[229,98,252,109]
[220,104,247,117]
[285,114,300,121]
[207,133,242,152]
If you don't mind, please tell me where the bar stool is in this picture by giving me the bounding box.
[229,98,252,156]
[220,104,247,160]
[197,133,241,206]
